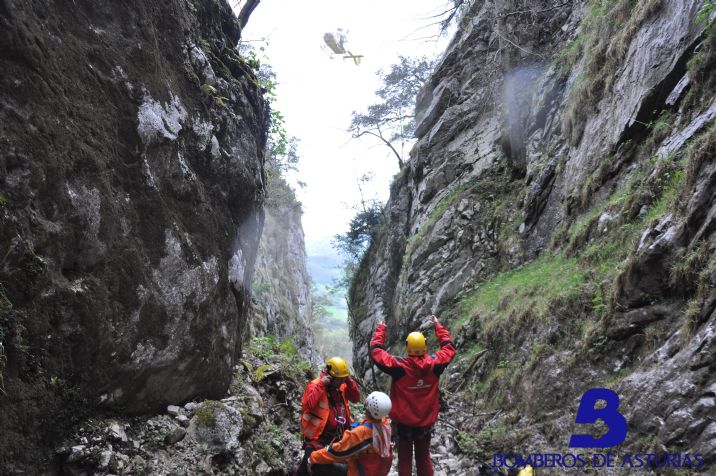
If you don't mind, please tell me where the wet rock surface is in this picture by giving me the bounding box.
[0,0,268,470]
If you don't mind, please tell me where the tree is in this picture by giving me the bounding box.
[333,174,384,263]
[333,203,384,262]
[349,56,434,169]
[239,42,300,175]
[437,0,474,33]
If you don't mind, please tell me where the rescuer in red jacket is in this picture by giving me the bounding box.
[296,356,360,475]
[370,315,457,476]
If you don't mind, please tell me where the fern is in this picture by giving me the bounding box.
[252,364,272,382]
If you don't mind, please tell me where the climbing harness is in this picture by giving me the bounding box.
[327,387,347,439]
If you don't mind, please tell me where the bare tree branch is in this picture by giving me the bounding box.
[237,0,261,31]
[494,30,546,59]
[353,130,405,169]
[502,1,572,18]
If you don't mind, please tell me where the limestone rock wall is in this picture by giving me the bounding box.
[251,176,315,361]
[350,0,716,464]
[0,0,268,470]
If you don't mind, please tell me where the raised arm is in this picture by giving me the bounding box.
[370,322,406,378]
[343,376,361,403]
[431,316,456,373]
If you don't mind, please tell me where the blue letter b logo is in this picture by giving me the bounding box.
[569,388,627,448]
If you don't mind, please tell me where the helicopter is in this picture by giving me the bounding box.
[322,28,363,65]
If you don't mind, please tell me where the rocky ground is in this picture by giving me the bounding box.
[47,324,716,476]
[57,390,474,476]
[53,336,500,476]
[55,366,709,476]
[56,337,306,475]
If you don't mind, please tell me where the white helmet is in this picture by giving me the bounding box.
[365,391,391,419]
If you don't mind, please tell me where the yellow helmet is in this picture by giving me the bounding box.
[325,357,350,378]
[406,332,427,356]
[517,465,534,476]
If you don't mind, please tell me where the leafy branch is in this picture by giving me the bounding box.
[349,56,434,169]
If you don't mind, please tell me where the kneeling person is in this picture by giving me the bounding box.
[309,392,393,476]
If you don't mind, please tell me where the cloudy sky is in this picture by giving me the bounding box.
[240,0,453,255]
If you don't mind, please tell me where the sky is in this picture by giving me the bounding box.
[240,0,453,255]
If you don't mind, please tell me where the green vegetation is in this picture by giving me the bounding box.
[194,400,225,428]
[456,421,508,458]
[248,336,281,359]
[279,339,297,356]
[458,253,586,331]
[0,194,6,207]
[561,0,666,145]
[681,284,709,344]
[555,36,583,75]
[253,424,284,468]
[591,288,607,315]
[456,431,483,458]
[643,111,674,152]
[684,121,716,190]
[643,168,684,224]
[246,336,313,384]
[564,151,686,273]
[199,83,229,108]
[239,43,299,177]
[454,121,704,409]
[252,364,273,382]
[349,401,366,421]
[333,201,384,262]
[525,341,548,372]
[696,0,716,31]
[240,423,286,469]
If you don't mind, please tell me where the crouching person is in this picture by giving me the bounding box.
[309,392,393,476]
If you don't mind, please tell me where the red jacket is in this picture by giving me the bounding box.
[301,372,360,440]
[370,322,456,427]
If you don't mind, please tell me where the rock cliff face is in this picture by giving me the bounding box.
[351,0,716,466]
[0,0,269,470]
[251,175,315,361]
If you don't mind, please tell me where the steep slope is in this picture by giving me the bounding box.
[0,0,268,470]
[351,0,715,469]
[252,174,315,361]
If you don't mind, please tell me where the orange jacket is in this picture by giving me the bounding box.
[310,418,393,476]
[300,374,359,440]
